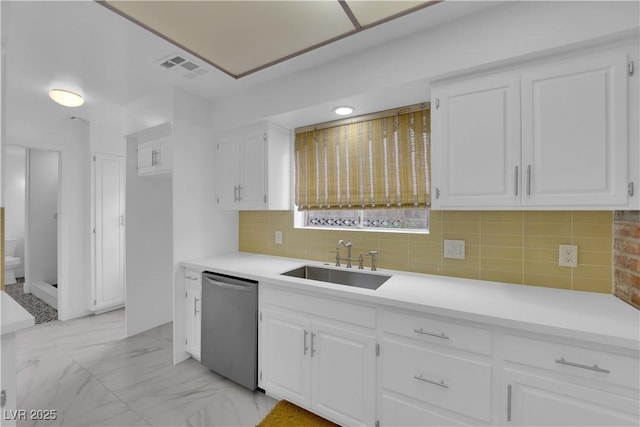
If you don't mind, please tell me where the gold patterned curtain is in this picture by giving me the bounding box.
[295,107,430,210]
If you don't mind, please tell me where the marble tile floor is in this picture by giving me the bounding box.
[15,309,277,427]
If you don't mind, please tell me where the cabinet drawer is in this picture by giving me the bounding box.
[503,335,639,390]
[382,394,471,426]
[184,269,202,286]
[382,338,492,422]
[261,285,375,328]
[383,310,492,355]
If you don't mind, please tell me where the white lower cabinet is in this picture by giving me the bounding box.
[502,334,639,426]
[312,320,376,426]
[184,271,201,360]
[258,286,639,427]
[503,369,639,426]
[381,310,493,426]
[260,308,311,407]
[259,287,376,426]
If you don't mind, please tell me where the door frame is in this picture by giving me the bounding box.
[11,143,64,318]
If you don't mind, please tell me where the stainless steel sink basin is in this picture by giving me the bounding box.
[281,265,391,290]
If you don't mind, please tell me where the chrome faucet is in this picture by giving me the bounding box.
[358,251,379,271]
[332,239,353,268]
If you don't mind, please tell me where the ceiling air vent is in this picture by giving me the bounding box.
[156,53,208,79]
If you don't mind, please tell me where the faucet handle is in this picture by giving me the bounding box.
[369,251,379,271]
[329,249,340,267]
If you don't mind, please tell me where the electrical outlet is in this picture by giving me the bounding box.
[444,239,465,259]
[275,231,283,245]
[558,244,578,267]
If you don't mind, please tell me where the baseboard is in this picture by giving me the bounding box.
[92,303,125,315]
[31,281,58,310]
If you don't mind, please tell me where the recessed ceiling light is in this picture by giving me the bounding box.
[334,106,354,116]
[48,89,84,107]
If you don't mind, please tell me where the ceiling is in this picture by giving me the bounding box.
[102,1,437,78]
[2,1,499,128]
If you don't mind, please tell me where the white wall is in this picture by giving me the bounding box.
[27,149,58,285]
[6,106,91,320]
[172,88,238,362]
[89,101,125,155]
[124,135,173,337]
[210,1,640,130]
[124,87,175,336]
[4,146,25,276]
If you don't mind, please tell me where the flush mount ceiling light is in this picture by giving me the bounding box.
[48,89,84,107]
[333,106,354,116]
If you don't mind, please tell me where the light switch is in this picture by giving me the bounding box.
[275,231,283,245]
[444,239,465,259]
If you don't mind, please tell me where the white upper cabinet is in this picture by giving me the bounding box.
[431,45,636,210]
[216,122,290,210]
[521,51,628,207]
[137,137,172,177]
[431,72,521,207]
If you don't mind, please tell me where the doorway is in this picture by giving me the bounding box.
[4,145,60,323]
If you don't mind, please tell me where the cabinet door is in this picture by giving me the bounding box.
[503,369,639,426]
[155,137,173,174]
[312,321,376,426]
[521,51,628,206]
[432,72,521,208]
[184,278,201,360]
[260,308,312,407]
[93,153,125,311]
[216,135,242,209]
[137,141,156,175]
[239,127,267,209]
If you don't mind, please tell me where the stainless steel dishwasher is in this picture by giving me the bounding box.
[201,271,258,390]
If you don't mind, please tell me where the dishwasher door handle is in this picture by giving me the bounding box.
[203,276,253,291]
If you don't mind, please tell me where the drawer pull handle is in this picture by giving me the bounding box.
[414,328,449,340]
[413,374,449,388]
[555,358,610,374]
[185,275,199,281]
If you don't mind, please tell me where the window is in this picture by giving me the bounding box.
[295,208,429,233]
[294,103,431,233]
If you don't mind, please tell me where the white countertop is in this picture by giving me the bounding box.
[1,292,35,335]
[183,252,640,351]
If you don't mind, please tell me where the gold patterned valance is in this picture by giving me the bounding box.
[294,105,431,210]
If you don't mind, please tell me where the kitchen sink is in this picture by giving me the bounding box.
[281,265,391,290]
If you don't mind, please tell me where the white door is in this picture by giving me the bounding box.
[239,127,267,209]
[431,72,521,208]
[521,51,628,206]
[137,141,156,175]
[311,321,376,426]
[155,137,173,174]
[260,308,312,407]
[92,153,125,311]
[216,135,242,209]
[504,369,639,426]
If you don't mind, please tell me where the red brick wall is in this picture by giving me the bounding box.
[614,211,640,309]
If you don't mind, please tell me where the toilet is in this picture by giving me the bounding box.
[5,238,21,285]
